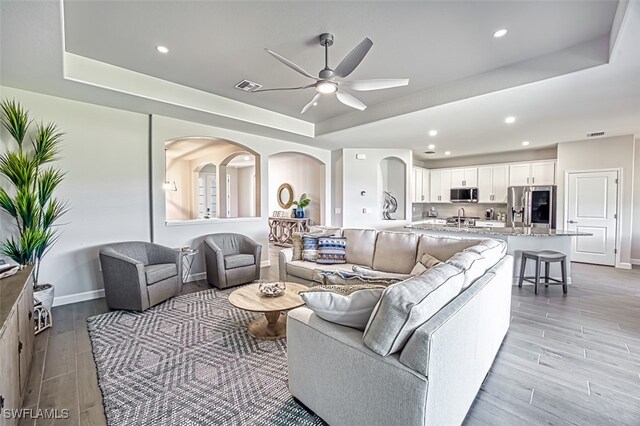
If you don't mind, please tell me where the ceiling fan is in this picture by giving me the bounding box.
[254,33,409,114]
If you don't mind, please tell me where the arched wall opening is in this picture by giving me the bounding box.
[164,137,260,220]
[378,156,407,220]
[268,152,327,225]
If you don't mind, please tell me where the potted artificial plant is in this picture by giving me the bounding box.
[292,193,310,218]
[0,99,67,310]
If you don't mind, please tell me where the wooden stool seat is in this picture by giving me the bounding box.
[519,250,568,295]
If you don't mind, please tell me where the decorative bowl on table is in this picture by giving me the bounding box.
[259,281,286,297]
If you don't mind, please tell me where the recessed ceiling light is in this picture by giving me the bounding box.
[313,102,318,106]
[444,151,451,156]
[428,130,438,137]
[505,116,516,124]
[493,29,508,38]
[427,144,436,150]
[156,45,169,54]
[521,141,530,146]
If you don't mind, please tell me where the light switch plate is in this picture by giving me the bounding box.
[334,208,341,214]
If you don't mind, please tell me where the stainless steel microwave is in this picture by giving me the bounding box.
[450,187,478,203]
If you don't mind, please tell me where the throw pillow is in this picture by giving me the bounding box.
[316,236,347,265]
[302,235,319,262]
[420,253,443,269]
[410,262,427,276]
[292,232,303,261]
[300,285,386,330]
[351,265,411,281]
[317,270,402,286]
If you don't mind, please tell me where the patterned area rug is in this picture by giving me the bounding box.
[87,288,324,425]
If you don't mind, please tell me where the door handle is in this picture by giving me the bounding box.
[532,177,535,184]
[568,220,578,224]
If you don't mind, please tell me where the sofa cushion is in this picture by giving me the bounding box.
[363,263,464,356]
[317,270,403,287]
[419,253,443,269]
[372,231,418,274]
[302,235,320,262]
[416,235,481,262]
[343,229,377,267]
[410,262,427,276]
[224,254,255,270]
[352,265,411,281]
[446,251,485,290]
[287,261,356,283]
[145,263,178,285]
[300,286,386,330]
[316,237,347,265]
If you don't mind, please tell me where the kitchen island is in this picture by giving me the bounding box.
[406,224,592,285]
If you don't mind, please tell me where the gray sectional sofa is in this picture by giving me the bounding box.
[284,229,513,425]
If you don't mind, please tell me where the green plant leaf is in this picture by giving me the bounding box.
[0,186,17,217]
[0,151,37,189]
[32,122,63,165]
[0,99,30,146]
[41,198,68,229]
[37,167,65,207]
[14,187,40,230]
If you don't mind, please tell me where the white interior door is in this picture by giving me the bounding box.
[567,170,618,266]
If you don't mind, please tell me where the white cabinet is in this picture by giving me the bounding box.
[411,167,430,203]
[509,161,555,186]
[450,168,477,187]
[531,161,555,185]
[430,169,451,202]
[478,165,509,203]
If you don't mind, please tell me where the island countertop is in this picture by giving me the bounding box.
[405,224,592,237]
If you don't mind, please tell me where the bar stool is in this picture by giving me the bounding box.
[518,250,568,295]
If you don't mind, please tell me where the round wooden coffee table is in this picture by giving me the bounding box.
[228,282,307,340]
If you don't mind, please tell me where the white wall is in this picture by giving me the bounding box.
[339,148,412,229]
[268,153,326,225]
[380,157,407,220]
[237,166,255,217]
[633,136,640,264]
[557,135,635,268]
[0,86,150,301]
[331,149,343,228]
[151,115,332,278]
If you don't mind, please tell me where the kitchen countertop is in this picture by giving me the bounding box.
[406,224,592,237]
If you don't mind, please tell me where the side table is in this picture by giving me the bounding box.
[180,248,199,283]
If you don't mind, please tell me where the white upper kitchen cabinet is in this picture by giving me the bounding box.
[479,165,509,203]
[450,168,477,187]
[430,169,451,202]
[411,167,430,202]
[509,161,555,186]
[531,161,555,185]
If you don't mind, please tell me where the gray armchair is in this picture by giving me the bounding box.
[204,233,262,289]
[99,241,182,311]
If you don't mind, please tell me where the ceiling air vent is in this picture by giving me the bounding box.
[424,151,436,155]
[234,79,262,92]
[587,131,605,137]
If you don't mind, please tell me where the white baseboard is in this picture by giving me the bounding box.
[183,272,206,283]
[617,262,632,270]
[631,259,640,266]
[261,260,271,268]
[53,289,105,307]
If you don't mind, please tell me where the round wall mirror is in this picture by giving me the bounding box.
[277,183,294,209]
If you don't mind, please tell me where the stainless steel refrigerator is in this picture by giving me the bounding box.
[507,185,557,228]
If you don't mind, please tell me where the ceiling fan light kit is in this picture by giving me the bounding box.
[255,33,409,114]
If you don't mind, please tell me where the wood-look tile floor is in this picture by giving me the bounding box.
[20,252,640,425]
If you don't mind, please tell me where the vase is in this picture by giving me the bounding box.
[290,209,297,218]
[296,209,304,218]
[34,284,55,311]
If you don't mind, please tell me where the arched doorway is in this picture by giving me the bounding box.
[379,156,407,220]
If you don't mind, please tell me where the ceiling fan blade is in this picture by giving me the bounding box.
[334,37,373,78]
[336,90,367,111]
[253,83,315,93]
[301,93,321,114]
[265,49,317,80]
[341,78,409,91]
